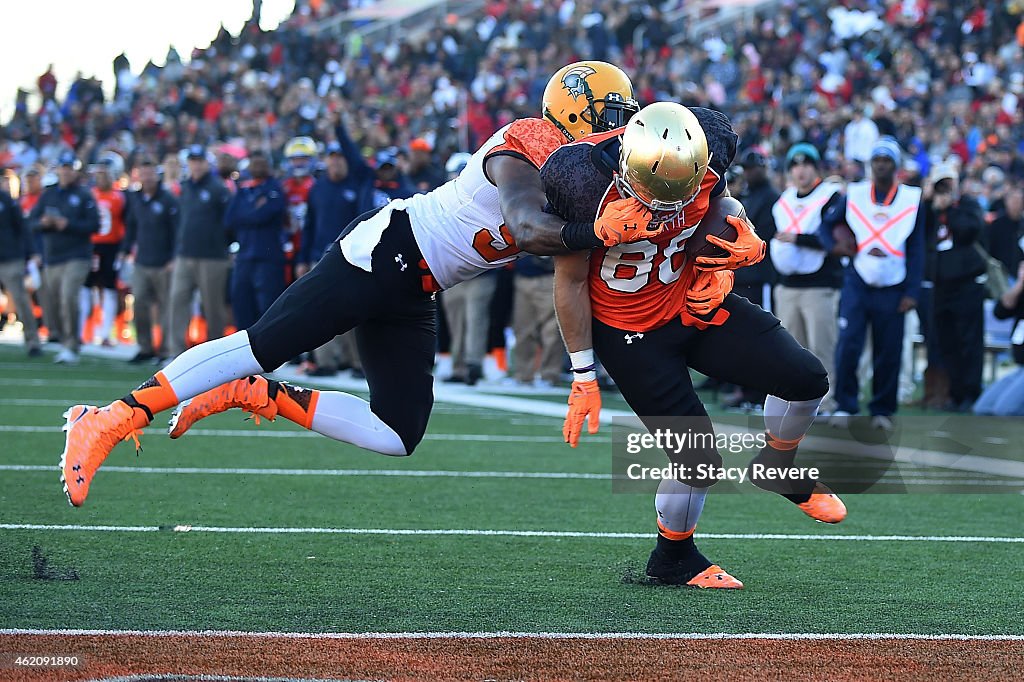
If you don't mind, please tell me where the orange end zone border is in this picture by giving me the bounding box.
[1,634,1021,681]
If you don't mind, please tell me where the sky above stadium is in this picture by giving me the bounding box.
[0,0,294,120]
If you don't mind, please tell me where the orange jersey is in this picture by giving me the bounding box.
[92,188,126,244]
[540,107,738,332]
[20,191,40,218]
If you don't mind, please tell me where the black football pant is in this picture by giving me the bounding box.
[594,293,827,485]
[247,209,437,453]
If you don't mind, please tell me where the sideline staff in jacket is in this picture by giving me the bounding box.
[224,149,287,330]
[124,157,179,362]
[827,137,925,428]
[770,143,849,413]
[0,183,41,355]
[925,163,986,411]
[167,145,231,358]
[29,151,100,363]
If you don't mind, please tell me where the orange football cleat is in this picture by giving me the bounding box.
[797,482,848,523]
[168,376,277,439]
[60,401,144,507]
[685,564,744,590]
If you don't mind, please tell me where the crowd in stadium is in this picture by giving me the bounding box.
[1,0,1024,418]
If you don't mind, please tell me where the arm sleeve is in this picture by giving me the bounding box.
[903,200,927,301]
[123,196,137,254]
[820,194,847,233]
[336,118,372,181]
[11,197,31,258]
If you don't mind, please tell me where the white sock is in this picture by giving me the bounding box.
[309,390,407,456]
[160,331,263,401]
[99,289,118,341]
[763,395,824,442]
[655,478,707,536]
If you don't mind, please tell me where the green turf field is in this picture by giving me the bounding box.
[1,345,1022,636]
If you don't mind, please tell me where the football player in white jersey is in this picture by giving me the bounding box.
[58,62,663,508]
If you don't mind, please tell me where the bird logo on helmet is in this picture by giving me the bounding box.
[542,61,639,142]
[283,136,318,177]
[615,102,711,223]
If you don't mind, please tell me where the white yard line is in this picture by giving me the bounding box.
[1,464,1020,487]
[1,628,1021,641]
[2,523,1022,543]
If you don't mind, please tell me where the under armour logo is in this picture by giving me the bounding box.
[73,464,81,472]
[624,223,637,232]
[624,332,644,344]
[76,476,85,485]
[395,254,407,271]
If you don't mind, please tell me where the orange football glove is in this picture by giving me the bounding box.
[686,269,734,316]
[694,214,766,271]
[594,197,660,246]
[563,379,601,448]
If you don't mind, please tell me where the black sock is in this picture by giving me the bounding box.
[655,531,697,560]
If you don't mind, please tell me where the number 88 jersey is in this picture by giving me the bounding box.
[540,107,737,332]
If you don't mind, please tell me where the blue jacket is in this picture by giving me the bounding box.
[224,176,288,262]
[0,190,32,263]
[299,120,378,265]
[28,182,100,265]
[302,175,376,265]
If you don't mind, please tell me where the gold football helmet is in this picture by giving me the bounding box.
[615,102,711,216]
[542,61,639,142]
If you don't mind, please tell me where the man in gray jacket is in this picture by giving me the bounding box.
[29,151,99,363]
[124,157,179,363]
[167,145,231,358]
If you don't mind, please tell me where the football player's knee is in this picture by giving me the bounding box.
[670,447,722,489]
[783,349,828,402]
[376,407,429,456]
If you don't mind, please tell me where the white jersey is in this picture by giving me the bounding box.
[770,181,842,276]
[340,118,564,291]
[845,181,922,288]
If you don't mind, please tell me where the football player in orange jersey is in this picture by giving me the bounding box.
[281,136,317,284]
[57,61,661,509]
[544,102,846,589]
[83,153,127,346]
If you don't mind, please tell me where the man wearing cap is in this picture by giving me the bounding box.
[373,148,415,202]
[124,157,179,363]
[28,151,100,363]
[827,136,926,429]
[167,144,232,359]
[406,138,445,193]
[0,171,41,356]
[924,163,986,412]
[770,143,850,414]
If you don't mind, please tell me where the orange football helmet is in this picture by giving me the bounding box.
[542,61,639,142]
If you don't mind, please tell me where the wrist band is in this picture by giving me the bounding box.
[569,349,597,382]
[560,221,603,251]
